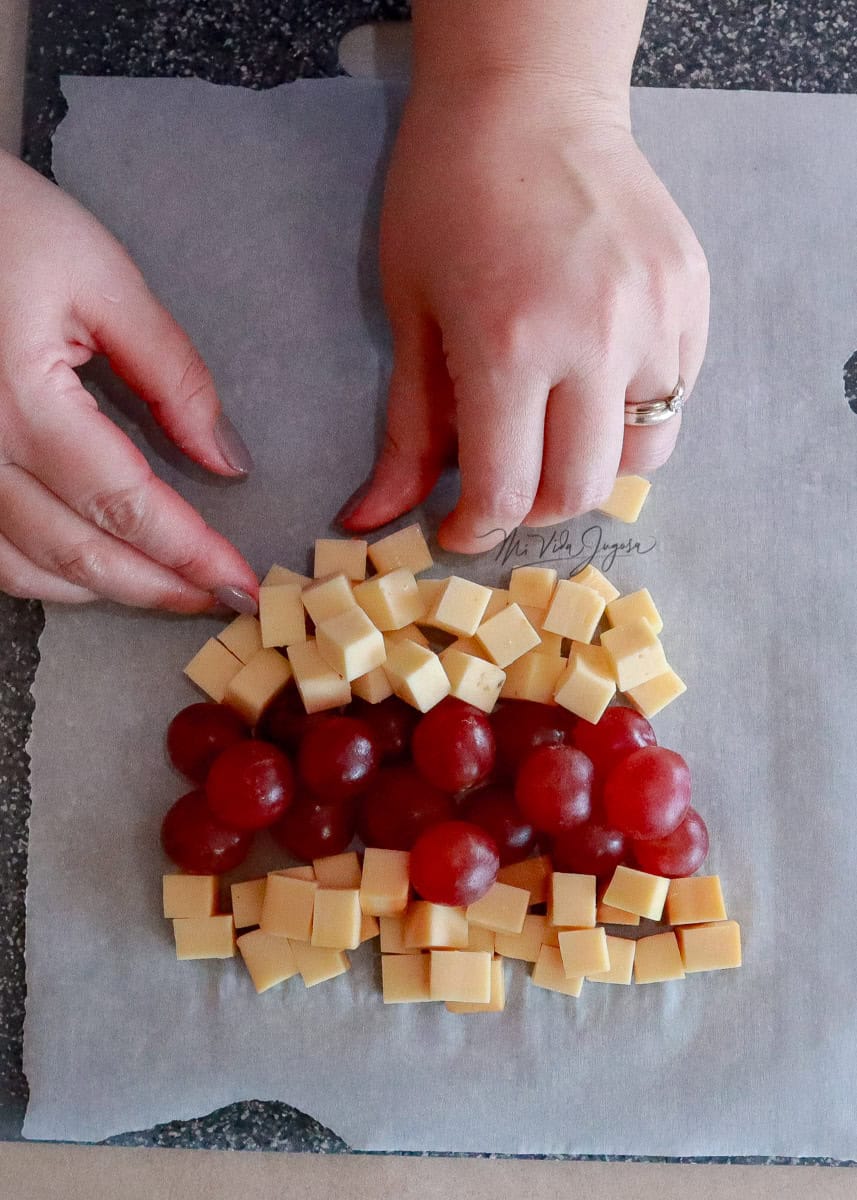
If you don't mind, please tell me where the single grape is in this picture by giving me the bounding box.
[410,820,500,906]
[270,794,357,861]
[357,766,454,851]
[514,744,594,835]
[257,685,337,753]
[550,821,628,878]
[603,745,691,841]
[205,740,295,830]
[490,701,576,778]
[633,807,709,877]
[298,715,380,801]
[161,790,252,874]
[461,784,536,865]
[412,698,495,793]
[350,696,419,763]
[572,705,656,775]
[166,702,248,783]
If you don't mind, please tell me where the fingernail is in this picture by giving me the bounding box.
[336,480,373,527]
[213,586,258,616]
[213,413,254,475]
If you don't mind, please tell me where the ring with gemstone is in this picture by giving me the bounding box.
[624,378,686,426]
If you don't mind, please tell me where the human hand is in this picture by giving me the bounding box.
[0,151,257,610]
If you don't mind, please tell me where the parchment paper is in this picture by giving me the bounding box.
[21,77,857,1153]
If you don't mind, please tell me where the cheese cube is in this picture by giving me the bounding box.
[493,914,547,962]
[237,929,299,993]
[476,603,541,668]
[666,876,727,926]
[404,901,469,949]
[353,568,424,631]
[429,950,492,1003]
[384,623,431,650]
[543,581,605,643]
[634,931,686,983]
[184,638,242,702]
[602,865,669,921]
[517,606,563,656]
[351,666,394,704]
[260,874,318,941]
[287,640,351,714]
[270,865,316,882]
[379,915,421,955]
[539,925,562,948]
[558,927,610,977]
[483,588,509,621]
[625,669,687,718]
[360,848,410,916]
[598,475,651,523]
[368,524,433,576]
[508,567,557,610]
[316,606,385,682]
[313,538,367,582]
[548,873,596,928]
[496,855,552,906]
[605,587,663,635]
[466,924,496,953]
[416,578,446,615]
[447,956,506,1013]
[383,641,450,712]
[311,888,362,950]
[259,584,306,648]
[230,877,266,929]
[586,935,636,984]
[217,614,264,663]
[596,898,641,926]
[163,874,217,919]
[501,651,566,704]
[381,953,433,1003]
[570,564,620,603]
[290,941,350,987]
[301,574,356,625]
[173,915,235,960]
[442,649,506,714]
[466,882,529,934]
[676,921,742,972]
[313,852,362,889]
[262,564,311,588]
[428,576,493,637]
[531,945,583,997]
[223,649,293,725]
[554,643,616,724]
[600,619,668,691]
[439,636,490,663]
[359,913,381,943]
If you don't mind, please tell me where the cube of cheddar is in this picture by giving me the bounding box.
[496,855,552,907]
[379,915,421,955]
[446,956,506,1013]
[531,945,583,998]
[466,882,529,935]
[353,568,424,631]
[351,666,394,704]
[260,874,318,941]
[467,925,496,954]
[163,874,217,919]
[625,669,686,718]
[368,524,433,576]
[483,588,509,621]
[173,915,235,960]
[543,581,605,643]
[586,935,636,985]
[493,914,547,963]
[633,931,685,984]
[595,898,641,927]
[442,649,505,714]
[665,876,727,926]
[570,564,620,603]
[313,852,362,890]
[384,624,431,650]
[427,576,493,637]
[237,929,299,993]
[271,865,316,882]
[548,873,596,928]
[404,901,469,950]
[554,643,616,724]
[313,538,368,582]
[230,877,267,929]
[558,927,610,977]
[439,636,490,663]
[476,603,541,668]
[602,865,669,921]
[415,578,445,616]
[287,640,351,714]
[429,950,492,1003]
[508,566,557,610]
[500,651,565,705]
[316,606,385,682]
[262,564,311,589]
[290,941,350,988]
[600,619,668,691]
[605,587,663,635]
[383,641,450,712]
[676,921,742,972]
[217,614,264,664]
[184,639,243,702]
[223,649,293,725]
[360,848,410,916]
[359,913,381,944]
[382,953,433,1003]
[598,475,651,523]
[518,607,564,655]
[311,888,362,950]
[259,585,306,649]
[301,574,356,625]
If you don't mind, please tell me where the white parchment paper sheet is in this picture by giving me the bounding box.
[21,78,857,1153]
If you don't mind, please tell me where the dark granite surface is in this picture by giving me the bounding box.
[5,0,856,1161]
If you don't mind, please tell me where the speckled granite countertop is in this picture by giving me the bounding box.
[3,0,855,1159]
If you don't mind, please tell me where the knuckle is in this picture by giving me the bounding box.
[546,477,616,521]
[88,479,153,542]
[49,539,110,589]
[488,485,538,525]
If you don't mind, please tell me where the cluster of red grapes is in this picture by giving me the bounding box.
[161,685,709,906]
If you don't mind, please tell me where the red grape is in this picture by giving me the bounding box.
[550,821,628,878]
[257,685,337,753]
[412,698,495,793]
[410,820,499,906]
[357,766,454,850]
[206,740,295,830]
[633,807,709,877]
[161,790,252,874]
[461,784,536,865]
[298,716,380,801]
[271,794,356,861]
[166,702,248,783]
[572,705,656,775]
[514,745,594,835]
[490,701,576,778]
[350,696,419,763]
[603,746,691,841]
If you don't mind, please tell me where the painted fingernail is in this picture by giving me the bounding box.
[336,480,373,527]
[213,413,254,475]
[213,586,258,615]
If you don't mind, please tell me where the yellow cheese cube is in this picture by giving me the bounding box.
[184,638,242,702]
[353,568,424,631]
[483,588,509,621]
[493,914,547,962]
[439,636,490,663]
[313,538,368,582]
[605,587,663,635]
[258,585,306,648]
[217,614,264,663]
[163,874,217,919]
[429,950,492,1003]
[287,639,351,714]
[600,619,668,691]
[496,855,552,906]
[625,669,687,718]
[447,956,506,1013]
[223,649,293,725]
[316,606,385,682]
[381,953,433,1003]
[416,578,446,615]
[442,649,506,714]
[602,865,669,921]
[634,931,686,983]
[531,944,583,997]
[360,913,380,943]
[517,607,564,656]
[173,915,235,960]
[351,665,394,704]
[360,848,410,916]
[383,640,450,712]
[384,623,431,650]
[596,898,641,926]
[501,651,566,704]
[586,935,636,984]
[570,564,620,603]
[676,921,742,972]
[539,924,562,948]
[313,852,362,889]
[666,876,727,926]
[379,915,421,954]
[466,882,529,934]
[237,929,299,993]
[508,566,557,610]
[301,574,356,625]
[476,603,541,668]
[404,901,469,949]
[558,927,610,977]
[262,564,311,588]
[549,873,597,928]
[230,877,266,929]
[311,888,362,950]
[427,576,493,637]
[260,874,318,941]
[554,643,616,724]
[543,581,606,643]
[368,523,433,576]
[598,475,651,523]
[270,865,316,882]
[290,941,350,987]
[466,924,496,953]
